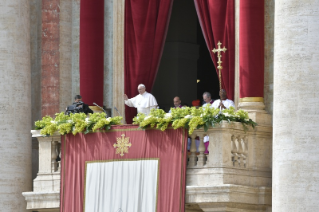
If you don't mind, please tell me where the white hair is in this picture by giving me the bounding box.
[138,84,146,89]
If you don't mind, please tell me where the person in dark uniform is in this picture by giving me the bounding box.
[73,95,93,115]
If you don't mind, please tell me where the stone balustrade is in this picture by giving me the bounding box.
[186,121,272,211]
[22,131,61,211]
[23,120,272,212]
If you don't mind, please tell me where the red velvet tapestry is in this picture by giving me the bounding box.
[194,0,235,100]
[60,125,187,212]
[124,0,174,124]
[239,0,264,98]
[79,0,104,106]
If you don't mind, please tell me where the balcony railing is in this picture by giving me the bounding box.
[23,121,272,212]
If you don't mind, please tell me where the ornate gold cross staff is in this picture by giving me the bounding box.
[212,41,227,91]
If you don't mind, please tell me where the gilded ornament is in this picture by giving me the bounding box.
[113,134,132,157]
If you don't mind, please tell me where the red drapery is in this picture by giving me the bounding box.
[124,0,173,123]
[60,125,187,212]
[194,0,235,100]
[239,0,264,98]
[80,0,104,106]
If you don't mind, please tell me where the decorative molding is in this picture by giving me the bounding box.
[240,97,264,102]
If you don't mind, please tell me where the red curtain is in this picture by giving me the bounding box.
[239,0,264,98]
[80,0,104,106]
[124,0,173,123]
[60,125,187,212]
[194,0,235,100]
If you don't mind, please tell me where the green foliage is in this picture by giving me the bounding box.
[35,112,123,136]
[35,107,257,136]
[133,106,257,134]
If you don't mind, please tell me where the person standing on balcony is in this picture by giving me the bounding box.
[202,92,215,154]
[168,96,182,113]
[124,84,158,115]
[202,92,214,107]
[204,89,235,154]
[211,89,235,109]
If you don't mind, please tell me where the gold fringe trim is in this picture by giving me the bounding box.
[239,97,264,102]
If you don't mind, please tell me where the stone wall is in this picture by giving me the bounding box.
[273,0,319,211]
[0,0,32,211]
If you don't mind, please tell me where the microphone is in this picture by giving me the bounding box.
[93,102,107,114]
[114,106,122,117]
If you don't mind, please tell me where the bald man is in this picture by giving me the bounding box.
[124,84,158,115]
[168,96,182,113]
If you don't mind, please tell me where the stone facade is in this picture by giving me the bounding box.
[1,0,319,211]
[273,0,319,211]
[0,0,32,211]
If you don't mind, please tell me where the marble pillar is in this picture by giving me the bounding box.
[71,0,80,99]
[112,0,125,122]
[104,0,114,111]
[59,0,73,112]
[0,1,32,211]
[273,0,319,211]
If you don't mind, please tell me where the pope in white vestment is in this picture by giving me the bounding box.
[124,84,158,115]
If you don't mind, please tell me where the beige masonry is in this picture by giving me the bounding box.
[0,0,32,211]
[273,0,319,211]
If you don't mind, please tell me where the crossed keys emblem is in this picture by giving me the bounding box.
[113,134,131,157]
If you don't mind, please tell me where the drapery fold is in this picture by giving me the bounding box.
[80,0,104,106]
[239,0,264,98]
[60,125,187,212]
[124,0,173,123]
[194,0,235,100]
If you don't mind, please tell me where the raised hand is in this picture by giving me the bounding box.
[124,94,128,100]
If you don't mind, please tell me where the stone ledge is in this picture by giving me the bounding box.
[22,191,60,210]
[198,202,270,212]
[186,185,272,206]
[31,130,61,138]
[186,167,271,187]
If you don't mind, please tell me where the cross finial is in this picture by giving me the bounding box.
[212,41,227,90]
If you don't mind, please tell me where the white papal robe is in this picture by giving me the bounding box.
[125,92,158,115]
[211,99,235,109]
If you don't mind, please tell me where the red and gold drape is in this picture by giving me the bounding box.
[60,126,187,212]
[194,0,235,100]
[80,0,104,106]
[124,0,174,123]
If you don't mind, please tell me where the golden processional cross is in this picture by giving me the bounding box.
[212,41,227,90]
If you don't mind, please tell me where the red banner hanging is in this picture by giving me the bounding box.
[60,125,187,212]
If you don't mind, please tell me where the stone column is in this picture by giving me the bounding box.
[112,0,125,122]
[273,0,319,211]
[59,0,73,112]
[41,0,60,117]
[104,0,114,112]
[0,1,31,211]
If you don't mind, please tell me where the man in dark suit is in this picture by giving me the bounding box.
[72,95,93,115]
